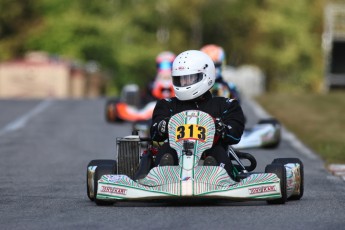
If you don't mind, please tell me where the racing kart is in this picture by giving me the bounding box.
[107,103,281,149]
[87,110,303,206]
[105,85,281,148]
[233,118,281,149]
[105,84,155,123]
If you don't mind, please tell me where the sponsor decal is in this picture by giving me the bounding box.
[159,120,167,134]
[182,177,191,181]
[107,175,124,183]
[101,186,127,195]
[186,112,198,119]
[249,185,276,194]
[178,66,185,70]
[226,98,234,103]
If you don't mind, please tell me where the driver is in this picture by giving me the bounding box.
[200,44,241,102]
[144,51,176,102]
[150,50,245,179]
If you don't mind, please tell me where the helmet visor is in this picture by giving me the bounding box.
[173,73,204,87]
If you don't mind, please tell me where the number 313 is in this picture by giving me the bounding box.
[176,124,206,141]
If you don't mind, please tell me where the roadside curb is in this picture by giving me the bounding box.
[246,97,345,182]
[328,164,345,181]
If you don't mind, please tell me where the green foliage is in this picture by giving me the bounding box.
[0,0,328,93]
[257,92,345,164]
[250,0,325,92]
[0,0,42,59]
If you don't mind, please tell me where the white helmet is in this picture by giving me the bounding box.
[172,50,215,101]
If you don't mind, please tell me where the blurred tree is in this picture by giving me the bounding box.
[0,0,42,60]
[249,0,325,92]
[0,0,328,93]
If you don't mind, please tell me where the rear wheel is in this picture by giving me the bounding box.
[265,163,287,204]
[272,158,304,200]
[94,163,118,206]
[258,118,280,125]
[105,98,123,122]
[86,160,117,202]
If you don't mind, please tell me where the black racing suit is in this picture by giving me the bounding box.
[211,77,241,103]
[150,91,245,179]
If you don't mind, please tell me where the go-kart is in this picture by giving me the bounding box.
[106,96,281,149]
[87,110,303,206]
[131,116,282,148]
[105,84,155,123]
[233,118,281,149]
[106,99,156,123]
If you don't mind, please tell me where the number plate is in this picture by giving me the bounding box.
[175,124,207,142]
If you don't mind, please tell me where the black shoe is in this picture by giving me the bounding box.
[159,153,174,166]
[204,156,217,166]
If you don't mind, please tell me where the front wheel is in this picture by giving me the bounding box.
[94,164,118,206]
[86,160,117,202]
[105,98,123,122]
[265,163,287,204]
[272,158,304,200]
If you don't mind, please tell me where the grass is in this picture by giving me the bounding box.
[256,91,345,165]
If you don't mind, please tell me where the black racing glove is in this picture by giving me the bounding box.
[215,118,226,136]
[157,118,169,136]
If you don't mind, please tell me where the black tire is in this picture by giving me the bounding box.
[133,151,154,181]
[94,163,118,206]
[105,98,123,122]
[232,151,257,172]
[86,160,117,202]
[264,141,280,149]
[258,118,281,149]
[265,163,287,204]
[258,118,280,125]
[272,158,304,200]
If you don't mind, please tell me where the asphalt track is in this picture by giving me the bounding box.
[0,98,344,230]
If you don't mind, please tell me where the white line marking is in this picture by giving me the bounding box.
[281,127,318,160]
[0,99,53,136]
